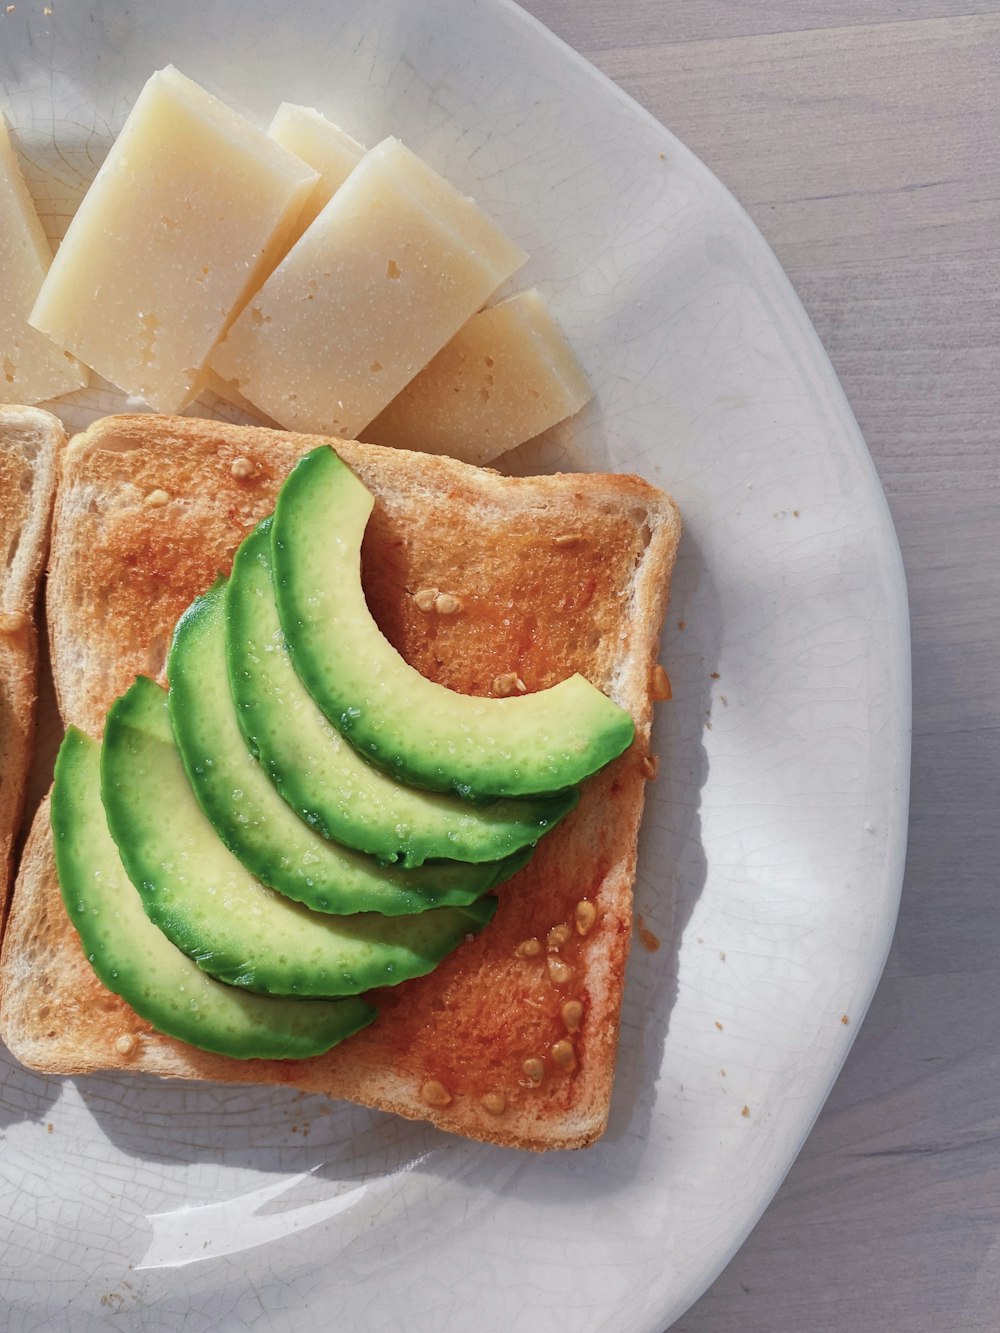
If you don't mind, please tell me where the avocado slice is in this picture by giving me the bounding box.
[52,727,376,1059]
[271,446,635,799]
[227,519,576,866]
[168,575,531,913]
[100,677,497,997]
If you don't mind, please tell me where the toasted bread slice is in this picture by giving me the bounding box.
[0,414,680,1149]
[0,406,64,932]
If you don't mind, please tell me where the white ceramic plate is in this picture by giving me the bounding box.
[0,2,910,1328]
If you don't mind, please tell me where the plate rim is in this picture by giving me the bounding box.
[0,1,912,1327]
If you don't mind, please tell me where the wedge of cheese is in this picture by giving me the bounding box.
[268,104,364,245]
[210,105,366,416]
[363,290,593,463]
[28,66,319,413]
[211,137,527,438]
[0,114,88,406]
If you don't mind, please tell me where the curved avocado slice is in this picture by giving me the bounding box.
[168,576,531,913]
[227,519,576,866]
[52,728,376,1059]
[100,677,497,997]
[271,446,635,799]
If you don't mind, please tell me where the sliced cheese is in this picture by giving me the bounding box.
[0,113,88,405]
[28,66,319,413]
[211,136,527,437]
[364,290,593,463]
[268,104,364,244]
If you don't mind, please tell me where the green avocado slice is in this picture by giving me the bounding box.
[168,576,531,914]
[100,677,497,997]
[271,446,636,799]
[227,519,576,866]
[52,727,376,1059]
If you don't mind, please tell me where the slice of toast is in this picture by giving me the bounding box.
[0,406,64,933]
[0,414,680,1150]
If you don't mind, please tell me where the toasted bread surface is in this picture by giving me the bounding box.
[1,414,680,1149]
[0,406,64,931]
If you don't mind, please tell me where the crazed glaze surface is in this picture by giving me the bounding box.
[0,1,909,1329]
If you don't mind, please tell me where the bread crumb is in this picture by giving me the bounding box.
[741,1105,750,1118]
[636,914,661,952]
[677,620,686,631]
[420,1079,451,1107]
[719,950,726,961]
[574,899,597,936]
[546,922,571,951]
[547,956,573,985]
[714,1021,723,1031]
[650,664,671,700]
[841,1014,850,1025]
[47,1122,53,1134]
[493,671,526,697]
[710,671,720,680]
[230,455,256,480]
[551,1039,577,1072]
[514,936,542,959]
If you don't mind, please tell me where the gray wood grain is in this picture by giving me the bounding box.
[519,3,1000,1329]
[528,1,1000,48]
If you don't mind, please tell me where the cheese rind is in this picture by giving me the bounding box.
[211,137,527,437]
[364,290,593,463]
[0,114,88,405]
[268,104,364,244]
[28,66,319,413]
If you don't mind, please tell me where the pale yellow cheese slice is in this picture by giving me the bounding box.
[364,290,593,463]
[0,114,88,405]
[268,104,364,245]
[210,136,527,437]
[28,66,319,413]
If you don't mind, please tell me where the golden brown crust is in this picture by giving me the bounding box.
[1,414,680,1150]
[0,406,64,933]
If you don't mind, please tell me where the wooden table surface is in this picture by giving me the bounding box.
[519,3,1000,1330]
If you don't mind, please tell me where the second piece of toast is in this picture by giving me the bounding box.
[0,405,64,933]
[0,414,680,1150]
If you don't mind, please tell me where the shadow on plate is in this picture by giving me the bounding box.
[0,1047,61,1128]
